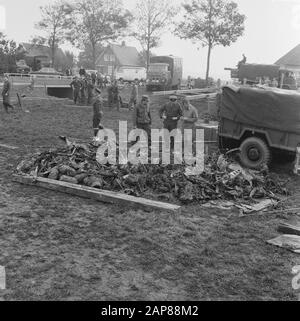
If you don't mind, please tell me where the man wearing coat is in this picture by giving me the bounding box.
[70,76,82,105]
[2,76,15,113]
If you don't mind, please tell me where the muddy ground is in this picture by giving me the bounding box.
[0,90,300,301]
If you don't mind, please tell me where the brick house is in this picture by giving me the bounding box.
[96,42,146,81]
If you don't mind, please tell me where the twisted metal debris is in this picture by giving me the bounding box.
[16,137,290,204]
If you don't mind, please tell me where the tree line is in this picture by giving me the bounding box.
[0,0,246,83]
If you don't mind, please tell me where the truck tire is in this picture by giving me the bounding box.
[239,137,271,169]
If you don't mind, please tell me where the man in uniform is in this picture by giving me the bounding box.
[112,80,120,110]
[133,95,152,139]
[80,77,87,105]
[87,77,94,105]
[107,82,114,109]
[129,81,138,110]
[97,72,103,88]
[92,88,104,137]
[70,76,82,105]
[159,95,183,132]
[2,76,15,113]
[180,97,199,153]
[159,95,183,152]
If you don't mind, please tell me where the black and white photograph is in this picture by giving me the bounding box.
[1,0,300,305]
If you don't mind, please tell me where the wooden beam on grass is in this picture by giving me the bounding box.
[13,175,181,212]
[152,87,216,96]
[278,222,300,236]
[185,93,218,101]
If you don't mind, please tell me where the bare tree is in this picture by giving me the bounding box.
[174,0,245,84]
[133,0,177,71]
[67,0,132,69]
[35,1,72,68]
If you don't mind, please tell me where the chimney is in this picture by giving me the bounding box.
[122,41,126,47]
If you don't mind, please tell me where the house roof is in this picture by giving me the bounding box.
[20,42,65,60]
[275,44,300,66]
[96,43,142,67]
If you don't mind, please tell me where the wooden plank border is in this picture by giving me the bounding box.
[13,175,181,212]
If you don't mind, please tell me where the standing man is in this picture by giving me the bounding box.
[112,80,120,110]
[129,81,138,110]
[70,76,82,105]
[159,95,183,132]
[87,77,94,105]
[97,72,103,88]
[2,76,15,113]
[107,82,114,109]
[159,95,183,152]
[133,95,152,139]
[92,88,104,137]
[180,97,199,150]
[80,77,87,105]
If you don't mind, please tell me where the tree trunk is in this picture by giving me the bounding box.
[92,42,96,70]
[146,39,150,73]
[205,44,212,86]
[51,46,56,68]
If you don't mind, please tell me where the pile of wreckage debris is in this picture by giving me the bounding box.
[14,137,290,214]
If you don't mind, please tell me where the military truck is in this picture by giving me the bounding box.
[218,86,300,169]
[146,55,183,91]
[226,64,298,89]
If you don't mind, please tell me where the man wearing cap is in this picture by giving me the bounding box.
[133,95,152,140]
[159,95,183,132]
[93,88,104,137]
[70,76,82,105]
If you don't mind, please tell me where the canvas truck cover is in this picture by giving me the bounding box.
[220,86,300,134]
[238,64,280,82]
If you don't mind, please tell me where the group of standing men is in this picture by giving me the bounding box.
[70,75,95,106]
[71,74,199,149]
[132,94,199,148]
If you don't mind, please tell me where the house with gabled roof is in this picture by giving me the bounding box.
[96,42,146,81]
[275,44,300,72]
[19,42,66,71]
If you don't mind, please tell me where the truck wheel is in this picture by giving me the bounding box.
[239,137,271,169]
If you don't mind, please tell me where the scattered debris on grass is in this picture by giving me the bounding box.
[15,137,290,206]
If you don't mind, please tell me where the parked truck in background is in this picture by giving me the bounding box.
[146,56,183,91]
[226,63,298,90]
[218,86,300,169]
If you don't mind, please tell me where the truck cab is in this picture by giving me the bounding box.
[146,63,170,91]
[218,86,300,169]
[146,55,182,91]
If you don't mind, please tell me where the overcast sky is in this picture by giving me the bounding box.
[1,0,300,79]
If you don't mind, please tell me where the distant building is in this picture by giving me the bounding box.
[275,44,300,72]
[96,42,146,80]
[275,44,300,85]
[19,43,66,72]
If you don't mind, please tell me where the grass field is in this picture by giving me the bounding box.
[0,90,300,301]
